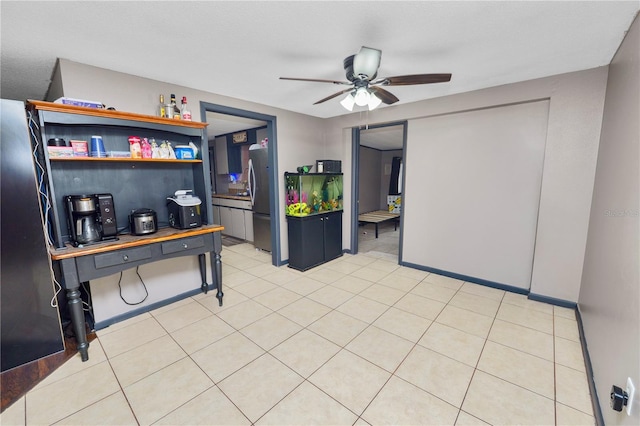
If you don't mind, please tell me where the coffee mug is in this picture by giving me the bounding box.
[90,135,106,157]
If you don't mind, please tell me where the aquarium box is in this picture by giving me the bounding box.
[285,172,343,216]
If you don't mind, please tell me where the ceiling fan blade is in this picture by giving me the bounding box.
[369,86,399,105]
[313,88,354,105]
[372,73,452,86]
[352,46,381,79]
[280,77,351,85]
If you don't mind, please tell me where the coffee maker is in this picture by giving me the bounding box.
[65,194,118,246]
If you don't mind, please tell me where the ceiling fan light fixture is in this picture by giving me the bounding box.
[340,93,355,111]
[353,46,382,79]
[368,92,382,111]
[354,87,370,106]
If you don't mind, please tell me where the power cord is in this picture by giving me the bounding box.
[28,110,64,309]
[117,266,149,305]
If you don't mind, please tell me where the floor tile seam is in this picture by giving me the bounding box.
[114,351,193,391]
[42,388,129,426]
[483,335,554,363]
[98,312,166,338]
[388,372,461,413]
[407,288,456,305]
[555,401,597,418]
[221,352,308,424]
[446,300,500,319]
[473,364,556,400]
[356,287,407,307]
[500,298,555,314]
[373,278,422,294]
[493,315,554,336]
[324,280,375,295]
[95,314,155,338]
[431,318,490,340]
[193,348,267,388]
[497,302,556,322]
[333,299,394,326]
[299,377,365,421]
[457,308,500,422]
[149,297,212,320]
[306,288,361,311]
[553,359,588,374]
[101,354,143,426]
[456,288,507,303]
[250,292,305,313]
[205,382,254,425]
[481,338,557,366]
[391,297,446,322]
[153,310,217,337]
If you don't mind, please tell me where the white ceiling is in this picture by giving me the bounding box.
[1,1,638,125]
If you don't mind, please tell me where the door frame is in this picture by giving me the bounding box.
[199,102,281,266]
[350,121,408,261]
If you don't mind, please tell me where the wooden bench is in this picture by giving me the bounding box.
[358,210,400,238]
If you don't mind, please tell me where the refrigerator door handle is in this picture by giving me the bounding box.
[248,158,256,206]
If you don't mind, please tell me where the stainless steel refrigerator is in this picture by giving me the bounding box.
[248,145,271,252]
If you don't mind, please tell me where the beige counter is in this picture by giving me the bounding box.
[212,194,251,202]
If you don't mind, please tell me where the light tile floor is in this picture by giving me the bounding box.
[1,243,595,425]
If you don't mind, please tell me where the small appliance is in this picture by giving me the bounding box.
[166,190,202,229]
[129,208,158,235]
[64,194,118,246]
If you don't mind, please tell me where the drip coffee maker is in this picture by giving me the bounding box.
[65,194,118,246]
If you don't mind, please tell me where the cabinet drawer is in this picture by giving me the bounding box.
[94,246,152,269]
[161,236,205,254]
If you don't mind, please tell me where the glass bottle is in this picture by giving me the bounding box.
[181,96,192,121]
[170,94,180,119]
[158,94,166,118]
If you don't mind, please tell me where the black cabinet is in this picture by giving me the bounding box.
[287,210,343,271]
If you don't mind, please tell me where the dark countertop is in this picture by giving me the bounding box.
[212,194,251,201]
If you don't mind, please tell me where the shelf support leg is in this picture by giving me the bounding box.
[212,232,224,306]
[198,253,208,294]
[59,258,89,361]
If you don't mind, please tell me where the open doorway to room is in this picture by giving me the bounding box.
[352,122,406,260]
[199,102,281,266]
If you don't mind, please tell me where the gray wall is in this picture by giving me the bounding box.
[57,58,327,262]
[324,66,608,303]
[579,14,639,425]
[358,146,382,213]
[58,58,610,306]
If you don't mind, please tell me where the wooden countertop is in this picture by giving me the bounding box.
[49,225,224,260]
[212,194,251,201]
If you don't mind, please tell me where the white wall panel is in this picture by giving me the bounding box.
[403,101,549,289]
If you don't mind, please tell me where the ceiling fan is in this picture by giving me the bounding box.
[280,46,452,111]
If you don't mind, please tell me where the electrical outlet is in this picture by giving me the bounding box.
[627,377,635,416]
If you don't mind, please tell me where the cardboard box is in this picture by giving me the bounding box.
[70,140,89,157]
[47,146,74,158]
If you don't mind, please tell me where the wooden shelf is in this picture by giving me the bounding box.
[28,100,208,130]
[49,225,224,260]
[49,157,202,163]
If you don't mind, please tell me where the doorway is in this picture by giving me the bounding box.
[351,122,407,260]
[199,102,281,266]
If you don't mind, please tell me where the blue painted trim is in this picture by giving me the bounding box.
[400,261,529,295]
[351,127,360,254]
[576,308,605,426]
[528,293,577,309]
[94,285,216,330]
